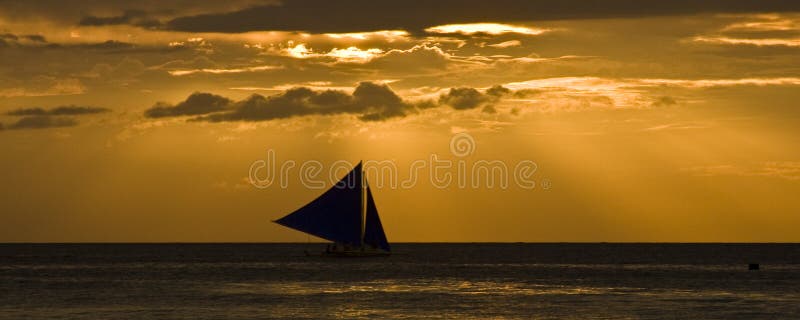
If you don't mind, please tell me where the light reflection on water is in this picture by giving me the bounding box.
[2,243,800,319]
[216,279,611,296]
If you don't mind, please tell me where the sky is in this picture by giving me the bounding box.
[1,0,799,242]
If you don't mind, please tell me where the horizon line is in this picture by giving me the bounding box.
[2,241,799,245]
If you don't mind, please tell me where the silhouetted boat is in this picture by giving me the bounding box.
[273,162,391,257]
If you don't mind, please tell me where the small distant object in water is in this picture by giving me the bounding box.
[748,263,759,271]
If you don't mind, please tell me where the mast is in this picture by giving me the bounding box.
[360,161,367,244]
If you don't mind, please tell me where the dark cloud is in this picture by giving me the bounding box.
[652,96,678,107]
[351,82,411,121]
[7,105,110,116]
[23,34,46,42]
[486,85,511,97]
[76,41,188,54]
[0,33,18,41]
[439,85,510,110]
[77,40,136,50]
[0,33,49,47]
[0,34,172,53]
[2,105,108,131]
[163,0,800,34]
[149,82,520,123]
[440,87,488,110]
[0,32,154,54]
[22,39,187,54]
[7,116,78,130]
[195,82,414,122]
[78,9,161,28]
[145,92,232,118]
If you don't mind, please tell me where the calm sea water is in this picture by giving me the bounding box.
[1,243,799,319]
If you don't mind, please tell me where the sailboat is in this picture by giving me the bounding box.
[273,162,391,257]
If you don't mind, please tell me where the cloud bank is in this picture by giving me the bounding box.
[142,75,800,124]
[6,116,78,130]
[145,82,517,122]
[439,85,510,112]
[145,93,232,118]
[162,0,800,34]
[7,105,110,116]
[2,105,110,130]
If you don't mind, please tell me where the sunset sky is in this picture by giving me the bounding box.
[2,0,799,242]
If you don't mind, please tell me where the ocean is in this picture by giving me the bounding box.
[1,243,799,319]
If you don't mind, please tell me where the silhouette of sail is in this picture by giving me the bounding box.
[274,163,363,245]
[363,186,391,252]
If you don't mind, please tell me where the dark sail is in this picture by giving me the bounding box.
[274,163,363,245]
[363,186,391,252]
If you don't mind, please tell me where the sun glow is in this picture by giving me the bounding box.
[326,47,383,62]
[168,65,281,76]
[325,30,409,41]
[280,43,383,62]
[425,23,548,35]
[693,36,800,47]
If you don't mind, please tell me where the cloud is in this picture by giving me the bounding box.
[228,81,357,92]
[324,30,409,41]
[505,76,800,91]
[139,74,800,125]
[195,82,414,122]
[151,56,219,74]
[144,92,232,118]
[693,36,800,47]
[168,65,281,76]
[7,116,78,130]
[501,76,800,111]
[325,47,385,63]
[439,88,487,110]
[78,9,161,28]
[722,14,799,32]
[0,33,48,47]
[7,105,110,116]
[487,40,522,48]
[486,85,512,96]
[0,32,179,54]
[86,57,146,81]
[0,76,86,98]
[1,105,109,131]
[635,77,800,87]
[148,73,763,124]
[439,85,510,110]
[643,122,708,131]
[76,40,137,50]
[272,43,384,63]
[363,44,454,71]
[425,23,547,36]
[161,0,800,34]
[651,96,678,107]
[264,43,457,71]
[691,14,800,47]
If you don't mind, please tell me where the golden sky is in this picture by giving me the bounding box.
[1,1,799,242]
